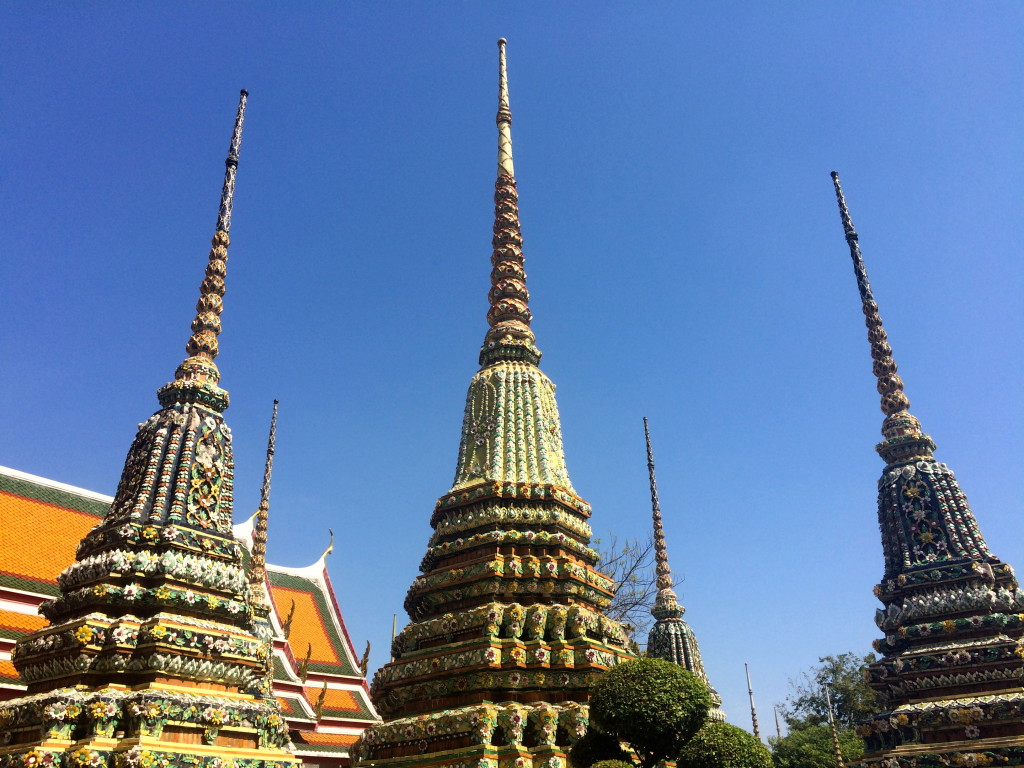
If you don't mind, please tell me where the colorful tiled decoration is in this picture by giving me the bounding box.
[352,40,635,768]
[831,172,1024,766]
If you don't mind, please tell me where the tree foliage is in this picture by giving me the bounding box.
[771,652,881,768]
[771,724,865,768]
[567,730,631,768]
[589,658,710,768]
[782,652,881,730]
[594,533,655,640]
[676,722,772,768]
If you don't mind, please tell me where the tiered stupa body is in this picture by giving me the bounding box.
[831,173,1024,766]
[354,41,633,768]
[0,92,299,768]
[641,420,725,724]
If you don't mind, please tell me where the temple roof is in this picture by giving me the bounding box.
[0,468,108,597]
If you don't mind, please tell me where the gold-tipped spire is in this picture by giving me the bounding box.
[249,399,278,603]
[644,417,679,614]
[480,39,540,367]
[830,171,935,464]
[159,90,248,411]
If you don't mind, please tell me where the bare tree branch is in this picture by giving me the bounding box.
[594,532,657,644]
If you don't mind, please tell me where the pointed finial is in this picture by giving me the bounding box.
[830,172,935,464]
[496,38,514,177]
[644,418,682,618]
[314,679,328,721]
[298,642,312,682]
[249,399,278,602]
[480,39,541,367]
[158,90,249,412]
[321,528,334,561]
[746,662,763,742]
[282,598,296,639]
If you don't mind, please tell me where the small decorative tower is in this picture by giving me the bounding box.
[745,663,761,742]
[353,40,633,768]
[0,92,298,768]
[247,399,279,701]
[642,419,725,723]
[831,172,1024,766]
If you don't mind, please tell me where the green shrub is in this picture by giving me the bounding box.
[568,730,633,768]
[771,724,864,768]
[588,761,634,768]
[590,658,711,768]
[676,722,772,768]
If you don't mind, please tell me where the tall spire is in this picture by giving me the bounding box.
[745,663,762,742]
[829,172,1024,766]
[830,171,934,466]
[480,39,540,368]
[645,417,677,613]
[643,419,725,723]
[159,89,248,413]
[450,40,571,492]
[249,399,278,602]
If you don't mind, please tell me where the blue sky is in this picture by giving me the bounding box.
[3,3,1022,734]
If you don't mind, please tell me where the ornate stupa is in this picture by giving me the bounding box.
[830,172,1024,766]
[641,419,725,724]
[0,92,299,768]
[353,40,634,768]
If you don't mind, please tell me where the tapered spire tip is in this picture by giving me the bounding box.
[644,418,681,617]
[248,399,278,599]
[830,171,935,463]
[158,91,249,411]
[480,38,540,367]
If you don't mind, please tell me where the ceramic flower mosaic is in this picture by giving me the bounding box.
[0,92,298,768]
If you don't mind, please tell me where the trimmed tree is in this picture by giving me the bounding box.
[568,730,632,768]
[676,722,772,768]
[589,657,711,768]
[771,723,865,768]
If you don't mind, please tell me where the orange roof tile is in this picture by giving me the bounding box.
[276,695,312,717]
[295,731,359,747]
[0,491,101,588]
[0,659,19,682]
[0,610,47,636]
[271,585,340,666]
[303,687,361,713]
